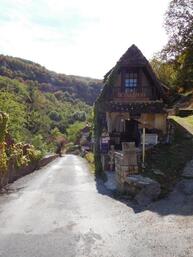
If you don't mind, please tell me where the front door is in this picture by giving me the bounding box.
[124,119,141,147]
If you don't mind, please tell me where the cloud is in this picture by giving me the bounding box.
[0,0,170,78]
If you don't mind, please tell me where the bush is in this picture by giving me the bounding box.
[67,122,85,143]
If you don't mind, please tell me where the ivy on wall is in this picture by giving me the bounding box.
[0,112,8,172]
[93,103,103,176]
[0,111,43,189]
[93,66,120,176]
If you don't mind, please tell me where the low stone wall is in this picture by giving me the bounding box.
[1,154,58,189]
[37,154,59,169]
[114,143,161,204]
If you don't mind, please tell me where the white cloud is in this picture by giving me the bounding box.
[0,0,170,78]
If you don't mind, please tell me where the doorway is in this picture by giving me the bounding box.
[124,119,141,147]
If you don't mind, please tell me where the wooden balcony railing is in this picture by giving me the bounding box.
[112,87,149,99]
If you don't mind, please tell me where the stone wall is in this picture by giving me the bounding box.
[114,142,161,204]
[0,154,58,189]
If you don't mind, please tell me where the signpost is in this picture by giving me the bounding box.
[142,122,148,169]
[142,127,146,168]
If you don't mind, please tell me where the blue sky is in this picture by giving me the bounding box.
[0,0,171,78]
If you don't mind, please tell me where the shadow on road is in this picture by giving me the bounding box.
[94,120,193,217]
[94,175,193,217]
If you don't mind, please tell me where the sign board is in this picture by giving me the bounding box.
[101,136,110,144]
[100,136,110,154]
[143,133,158,145]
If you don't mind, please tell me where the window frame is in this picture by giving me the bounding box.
[121,69,140,92]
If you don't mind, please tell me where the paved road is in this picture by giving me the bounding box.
[0,155,193,257]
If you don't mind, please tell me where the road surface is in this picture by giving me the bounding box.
[0,155,193,257]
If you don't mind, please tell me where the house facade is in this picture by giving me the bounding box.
[94,45,169,173]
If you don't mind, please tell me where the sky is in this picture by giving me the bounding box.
[0,0,171,79]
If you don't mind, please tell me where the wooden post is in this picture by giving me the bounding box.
[142,127,146,167]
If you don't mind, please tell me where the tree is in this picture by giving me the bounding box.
[0,92,27,141]
[67,122,85,143]
[163,0,193,59]
[159,0,193,91]
[49,111,61,122]
[150,56,177,87]
[175,47,193,90]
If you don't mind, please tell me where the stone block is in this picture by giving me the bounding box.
[125,175,161,206]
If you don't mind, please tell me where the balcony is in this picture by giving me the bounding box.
[112,87,149,100]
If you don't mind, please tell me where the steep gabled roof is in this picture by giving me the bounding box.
[99,44,168,103]
[103,44,147,84]
[117,44,148,67]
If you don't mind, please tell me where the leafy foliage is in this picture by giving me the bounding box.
[67,122,85,143]
[0,75,93,153]
[0,91,27,141]
[164,0,193,59]
[0,113,43,189]
[150,57,177,88]
[151,0,193,92]
[0,112,9,173]
[93,104,103,176]
[9,143,42,168]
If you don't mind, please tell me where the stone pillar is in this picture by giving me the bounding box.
[115,142,139,193]
[115,152,125,193]
[122,142,138,174]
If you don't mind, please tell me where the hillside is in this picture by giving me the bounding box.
[0,55,103,154]
[0,55,103,105]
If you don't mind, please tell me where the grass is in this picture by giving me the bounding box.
[84,152,95,174]
[186,116,193,125]
[143,124,193,197]
[172,115,193,127]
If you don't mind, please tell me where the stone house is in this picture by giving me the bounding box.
[94,44,169,175]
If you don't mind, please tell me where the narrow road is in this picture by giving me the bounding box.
[0,155,193,257]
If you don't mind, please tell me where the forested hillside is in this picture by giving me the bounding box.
[0,55,102,105]
[0,56,103,154]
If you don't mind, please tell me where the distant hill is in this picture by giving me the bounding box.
[0,55,103,105]
[0,54,103,152]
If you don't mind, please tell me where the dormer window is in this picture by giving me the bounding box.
[124,72,138,92]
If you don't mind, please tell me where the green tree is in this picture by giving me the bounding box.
[163,0,193,58]
[175,47,193,90]
[0,92,27,141]
[49,111,61,122]
[67,122,85,143]
[150,56,177,87]
[159,0,193,91]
